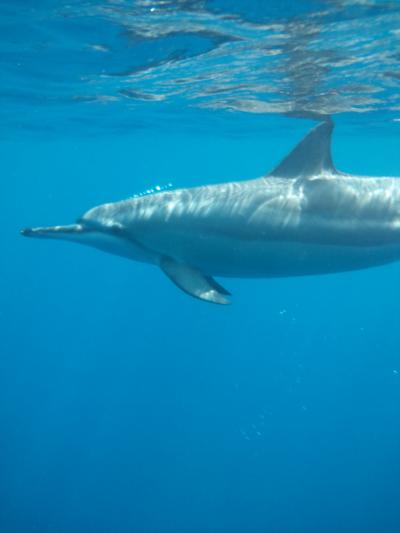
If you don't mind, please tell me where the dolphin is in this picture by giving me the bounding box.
[21,121,400,304]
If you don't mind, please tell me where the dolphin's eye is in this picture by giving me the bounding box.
[108,223,124,235]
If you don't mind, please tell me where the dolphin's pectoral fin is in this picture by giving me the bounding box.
[204,276,231,296]
[160,257,231,305]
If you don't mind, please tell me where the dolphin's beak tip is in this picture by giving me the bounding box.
[20,224,83,239]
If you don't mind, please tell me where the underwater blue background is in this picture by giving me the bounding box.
[1,1,400,532]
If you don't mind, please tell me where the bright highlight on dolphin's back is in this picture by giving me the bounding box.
[21,122,400,304]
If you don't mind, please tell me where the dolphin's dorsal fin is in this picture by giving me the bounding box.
[268,121,336,179]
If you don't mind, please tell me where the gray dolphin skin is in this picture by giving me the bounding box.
[21,121,400,304]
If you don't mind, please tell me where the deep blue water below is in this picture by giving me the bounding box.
[1,2,400,532]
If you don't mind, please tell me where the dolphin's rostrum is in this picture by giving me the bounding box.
[22,122,400,304]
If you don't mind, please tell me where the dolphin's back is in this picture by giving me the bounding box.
[132,174,400,244]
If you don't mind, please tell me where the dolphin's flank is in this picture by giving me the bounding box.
[22,122,400,304]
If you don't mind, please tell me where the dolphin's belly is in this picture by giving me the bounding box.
[149,232,400,278]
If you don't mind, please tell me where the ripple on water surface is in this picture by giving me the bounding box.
[1,0,400,136]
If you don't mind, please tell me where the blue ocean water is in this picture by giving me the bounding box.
[1,1,400,532]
